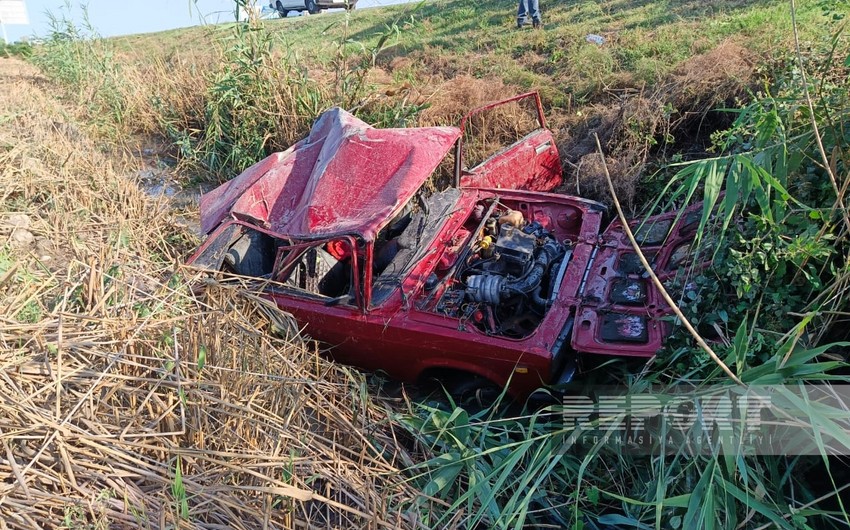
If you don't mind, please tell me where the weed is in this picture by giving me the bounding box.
[399,15,850,530]
[32,2,128,132]
[571,44,615,98]
[19,0,850,528]
[1,57,413,528]
[171,456,189,520]
[654,41,850,348]
[16,300,43,323]
[0,41,33,58]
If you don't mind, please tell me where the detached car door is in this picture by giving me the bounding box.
[455,92,562,192]
[570,204,706,357]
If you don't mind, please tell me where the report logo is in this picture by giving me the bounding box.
[560,385,850,455]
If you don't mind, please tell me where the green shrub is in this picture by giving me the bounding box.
[31,2,128,128]
[398,19,850,530]
[0,41,33,58]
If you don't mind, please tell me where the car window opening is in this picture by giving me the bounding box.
[371,188,462,306]
[274,239,357,303]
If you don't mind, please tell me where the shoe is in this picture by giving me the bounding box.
[532,21,543,29]
[516,19,525,29]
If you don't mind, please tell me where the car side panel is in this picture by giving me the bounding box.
[315,0,354,8]
[277,0,306,10]
[459,129,562,192]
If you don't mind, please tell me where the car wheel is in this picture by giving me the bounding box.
[305,0,319,15]
[275,1,287,17]
[449,377,504,412]
[223,231,273,277]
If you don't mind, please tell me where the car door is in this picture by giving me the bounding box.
[455,92,562,192]
[266,236,373,349]
[570,204,707,357]
[277,0,305,11]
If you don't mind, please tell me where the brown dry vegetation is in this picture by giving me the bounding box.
[554,40,758,210]
[66,9,764,209]
[0,58,419,529]
[418,75,541,180]
[13,0,850,525]
[368,41,759,210]
[127,54,216,138]
[125,41,755,203]
[90,0,834,214]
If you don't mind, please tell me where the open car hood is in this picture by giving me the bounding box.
[199,108,461,240]
[571,203,705,357]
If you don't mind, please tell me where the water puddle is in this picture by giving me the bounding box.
[136,167,207,210]
[129,142,210,237]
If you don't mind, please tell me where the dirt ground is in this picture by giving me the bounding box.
[0,58,416,530]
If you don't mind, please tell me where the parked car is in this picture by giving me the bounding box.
[270,0,354,16]
[188,92,702,399]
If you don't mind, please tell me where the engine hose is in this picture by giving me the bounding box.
[531,286,549,308]
[503,241,562,297]
[465,241,564,305]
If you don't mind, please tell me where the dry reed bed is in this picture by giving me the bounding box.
[0,59,418,529]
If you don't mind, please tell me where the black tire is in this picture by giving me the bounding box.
[275,1,287,17]
[305,0,319,14]
[421,370,505,413]
[223,231,273,277]
[449,376,503,412]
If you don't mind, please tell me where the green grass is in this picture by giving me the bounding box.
[94,0,848,192]
[0,41,33,58]
[36,0,846,186]
[392,8,850,526]
[111,0,832,106]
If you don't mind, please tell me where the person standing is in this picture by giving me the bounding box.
[517,0,542,29]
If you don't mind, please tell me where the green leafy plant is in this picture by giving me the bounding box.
[0,41,33,58]
[32,1,128,129]
[172,456,189,520]
[399,15,850,530]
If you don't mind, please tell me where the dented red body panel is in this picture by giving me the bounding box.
[571,205,703,357]
[190,93,697,398]
[200,108,460,240]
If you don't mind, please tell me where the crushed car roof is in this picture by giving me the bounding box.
[199,107,461,240]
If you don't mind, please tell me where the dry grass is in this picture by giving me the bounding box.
[0,58,419,529]
[556,40,759,211]
[666,41,757,116]
[417,75,540,186]
[418,75,516,127]
[121,53,216,139]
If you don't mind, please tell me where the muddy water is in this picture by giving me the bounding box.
[130,143,212,237]
[136,167,206,210]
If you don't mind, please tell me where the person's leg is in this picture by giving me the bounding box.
[530,0,541,27]
[517,0,528,27]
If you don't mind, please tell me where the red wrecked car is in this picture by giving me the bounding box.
[188,93,700,399]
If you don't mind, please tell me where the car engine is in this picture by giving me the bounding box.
[436,203,572,338]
